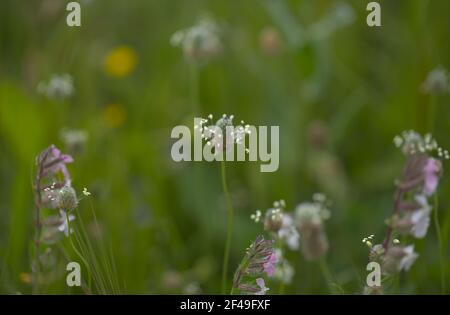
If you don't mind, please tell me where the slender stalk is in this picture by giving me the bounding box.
[433,194,446,294]
[427,94,445,294]
[57,244,92,295]
[277,239,286,295]
[32,151,48,295]
[427,94,437,133]
[318,258,334,294]
[383,189,403,250]
[65,212,92,292]
[189,63,199,114]
[220,160,234,294]
[32,204,41,295]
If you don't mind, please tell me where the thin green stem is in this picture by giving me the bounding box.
[189,63,199,114]
[433,194,446,294]
[427,91,445,294]
[220,160,234,294]
[65,212,92,291]
[32,205,41,295]
[427,94,437,133]
[318,258,334,294]
[276,239,286,295]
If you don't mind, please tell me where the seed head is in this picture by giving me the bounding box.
[57,185,78,211]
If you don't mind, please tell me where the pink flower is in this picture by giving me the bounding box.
[263,253,277,277]
[423,158,441,196]
[40,145,74,183]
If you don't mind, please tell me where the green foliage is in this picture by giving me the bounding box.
[1,0,450,294]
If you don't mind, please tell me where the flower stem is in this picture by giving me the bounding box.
[189,63,199,114]
[433,194,446,294]
[66,212,92,292]
[32,159,46,295]
[383,189,403,250]
[32,205,41,295]
[220,160,234,294]
[427,92,445,294]
[319,258,334,294]
[427,94,437,133]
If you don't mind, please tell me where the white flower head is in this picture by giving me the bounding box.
[421,67,450,94]
[37,74,74,100]
[295,201,330,226]
[195,114,252,154]
[60,128,88,151]
[362,234,375,248]
[171,16,222,64]
[277,214,300,250]
[250,210,262,223]
[393,130,449,159]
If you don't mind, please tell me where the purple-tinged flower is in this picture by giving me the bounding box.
[232,235,275,294]
[38,145,74,184]
[423,158,441,196]
[399,245,419,271]
[410,194,432,238]
[255,278,269,295]
[382,245,418,274]
[263,253,277,277]
[394,194,432,239]
[237,278,270,295]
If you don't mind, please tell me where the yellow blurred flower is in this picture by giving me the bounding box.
[103,104,126,128]
[104,46,137,77]
[19,272,32,284]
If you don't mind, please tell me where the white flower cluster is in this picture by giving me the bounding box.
[250,210,262,223]
[393,130,449,159]
[421,67,450,94]
[37,74,74,100]
[295,196,331,226]
[362,234,375,248]
[171,17,222,63]
[195,114,251,152]
[60,128,88,152]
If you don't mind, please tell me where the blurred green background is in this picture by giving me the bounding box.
[0,0,449,294]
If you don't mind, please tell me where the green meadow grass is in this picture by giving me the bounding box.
[0,0,450,294]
